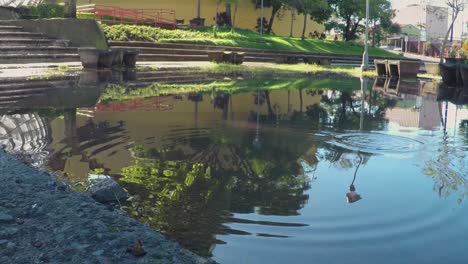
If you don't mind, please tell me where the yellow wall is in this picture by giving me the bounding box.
[78,0,324,37]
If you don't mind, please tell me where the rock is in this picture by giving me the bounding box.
[6,242,15,249]
[0,227,18,238]
[92,249,104,256]
[0,212,14,223]
[88,177,128,203]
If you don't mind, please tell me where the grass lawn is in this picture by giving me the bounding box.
[99,63,369,103]
[101,24,399,58]
[100,77,362,103]
[201,63,377,78]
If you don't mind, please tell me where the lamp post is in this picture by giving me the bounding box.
[197,0,201,19]
[361,0,370,71]
[260,0,264,36]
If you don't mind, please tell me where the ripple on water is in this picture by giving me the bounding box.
[327,132,425,155]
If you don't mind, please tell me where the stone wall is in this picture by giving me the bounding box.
[2,18,108,48]
[0,7,19,20]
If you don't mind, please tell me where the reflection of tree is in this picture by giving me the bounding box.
[314,90,396,131]
[119,160,228,257]
[116,124,313,255]
[422,130,467,203]
[47,109,128,176]
[213,93,230,120]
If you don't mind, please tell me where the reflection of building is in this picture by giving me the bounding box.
[385,97,441,130]
[0,114,51,165]
[385,98,440,130]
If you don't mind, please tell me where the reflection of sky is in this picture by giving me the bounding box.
[215,137,468,264]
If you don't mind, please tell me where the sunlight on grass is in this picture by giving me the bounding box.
[102,25,400,58]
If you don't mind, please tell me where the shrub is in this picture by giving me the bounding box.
[101,24,213,42]
[31,3,65,18]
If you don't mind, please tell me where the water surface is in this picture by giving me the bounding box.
[1,73,467,264]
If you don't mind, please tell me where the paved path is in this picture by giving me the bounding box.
[0,61,282,78]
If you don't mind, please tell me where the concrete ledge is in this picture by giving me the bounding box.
[1,19,107,49]
[0,7,20,20]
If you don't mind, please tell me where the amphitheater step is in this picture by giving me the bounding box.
[0,26,23,32]
[0,39,70,47]
[0,46,78,55]
[139,54,208,62]
[0,53,79,64]
[0,32,46,39]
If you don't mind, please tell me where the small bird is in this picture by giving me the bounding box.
[127,240,146,257]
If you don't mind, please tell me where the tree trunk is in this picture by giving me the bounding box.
[299,89,303,113]
[267,6,280,34]
[264,91,275,117]
[301,13,308,40]
[440,13,459,63]
[231,3,238,30]
[372,20,376,47]
[65,0,77,18]
[343,16,352,41]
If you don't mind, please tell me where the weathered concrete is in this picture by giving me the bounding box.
[0,19,107,49]
[0,7,19,20]
[0,150,215,264]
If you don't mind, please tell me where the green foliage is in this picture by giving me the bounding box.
[328,0,393,41]
[290,0,332,23]
[31,3,65,18]
[102,24,213,42]
[102,24,396,57]
[77,11,95,20]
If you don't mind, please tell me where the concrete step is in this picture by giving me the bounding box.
[126,77,218,87]
[0,32,46,39]
[0,79,75,90]
[244,56,276,63]
[0,53,79,64]
[0,46,78,54]
[0,88,49,98]
[135,74,210,83]
[0,39,69,47]
[135,70,204,78]
[0,75,76,85]
[139,54,208,61]
[110,41,415,62]
[0,26,23,32]
[110,41,362,59]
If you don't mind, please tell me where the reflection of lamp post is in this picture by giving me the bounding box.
[361,0,370,70]
[253,89,261,148]
[360,78,368,130]
[346,155,363,203]
[260,0,264,36]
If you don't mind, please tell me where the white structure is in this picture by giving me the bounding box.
[394,4,448,40]
[0,114,51,166]
[0,0,41,7]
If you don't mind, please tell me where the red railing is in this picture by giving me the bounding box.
[82,5,176,29]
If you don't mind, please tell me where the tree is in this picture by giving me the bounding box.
[253,0,287,34]
[223,0,240,30]
[328,0,393,41]
[369,0,395,46]
[440,0,466,63]
[65,0,77,18]
[290,0,332,40]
